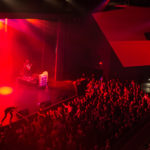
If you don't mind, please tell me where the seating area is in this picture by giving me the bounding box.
[0,76,150,150]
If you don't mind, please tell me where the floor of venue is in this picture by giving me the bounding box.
[0,80,76,126]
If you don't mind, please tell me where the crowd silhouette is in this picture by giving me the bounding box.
[0,76,150,150]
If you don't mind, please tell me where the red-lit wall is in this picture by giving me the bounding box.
[93,6,150,67]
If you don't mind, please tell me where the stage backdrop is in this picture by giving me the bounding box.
[0,19,57,84]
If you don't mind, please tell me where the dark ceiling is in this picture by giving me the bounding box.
[110,0,150,6]
[0,0,108,14]
[0,0,149,19]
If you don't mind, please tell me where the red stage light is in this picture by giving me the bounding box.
[0,20,4,30]
[5,18,8,32]
[26,19,39,24]
[0,86,13,95]
[99,61,103,65]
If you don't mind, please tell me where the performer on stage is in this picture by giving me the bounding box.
[23,59,32,77]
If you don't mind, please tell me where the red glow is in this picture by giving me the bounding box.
[26,19,40,24]
[0,21,4,29]
[5,18,8,32]
[99,61,103,65]
[0,86,13,95]
[0,19,56,84]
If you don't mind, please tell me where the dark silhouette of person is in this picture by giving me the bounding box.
[23,59,32,77]
[1,107,17,125]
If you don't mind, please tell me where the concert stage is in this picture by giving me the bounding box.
[0,80,76,126]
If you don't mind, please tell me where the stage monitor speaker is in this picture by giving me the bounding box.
[144,32,150,40]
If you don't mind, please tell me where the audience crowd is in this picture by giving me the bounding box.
[0,76,150,150]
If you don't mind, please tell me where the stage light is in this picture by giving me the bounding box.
[99,61,103,65]
[5,18,8,32]
[0,86,13,95]
[0,20,4,30]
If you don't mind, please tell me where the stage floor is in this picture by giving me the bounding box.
[0,80,76,126]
